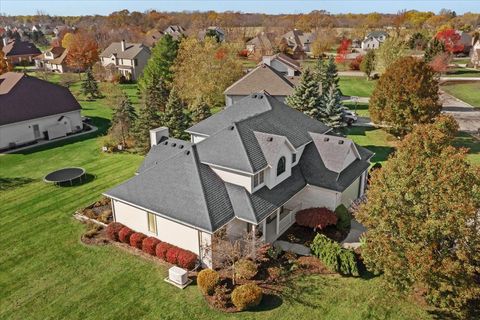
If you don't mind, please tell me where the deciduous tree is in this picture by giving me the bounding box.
[0,51,12,74]
[109,93,137,146]
[424,37,446,62]
[369,56,441,136]
[66,32,99,72]
[360,49,375,80]
[375,37,407,74]
[356,116,480,319]
[435,28,464,54]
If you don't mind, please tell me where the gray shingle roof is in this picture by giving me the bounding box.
[100,42,150,59]
[310,132,359,173]
[137,137,193,173]
[105,145,235,233]
[223,64,296,96]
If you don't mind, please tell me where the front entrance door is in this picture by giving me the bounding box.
[33,124,41,139]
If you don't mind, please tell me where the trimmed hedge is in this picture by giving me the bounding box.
[197,269,219,295]
[166,247,179,265]
[129,232,147,249]
[335,204,352,232]
[155,242,173,260]
[106,222,124,241]
[177,250,198,270]
[118,226,134,244]
[295,207,338,230]
[231,283,263,311]
[235,259,257,280]
[142,237,160,255]
[310,234,359,276]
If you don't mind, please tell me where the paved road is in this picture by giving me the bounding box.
[440,92,480,133]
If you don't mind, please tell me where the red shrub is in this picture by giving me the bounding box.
[118,227,133,243]
[295,207,338,230]
[349,55,363,71]
[155,242,173,260]
[166,247,180,265]
[177,250,198,269]
[106,222,124,241]
[142,237,160,256]
[129,232,146,249]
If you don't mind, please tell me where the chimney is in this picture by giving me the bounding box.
[121,39,126,52]
[149,127,169,147]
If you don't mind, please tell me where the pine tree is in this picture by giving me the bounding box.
[323,56,340,96]
[191,98,212,124]
[109,93,137,147]
[321,86,345,128]
[163,89,191,140]
[314,56,327,88]
[285,68,320,114]
[81,68,100,100]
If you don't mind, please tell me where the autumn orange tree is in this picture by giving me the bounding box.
[65,32,99,73]
[0,51,12,75]
[369,56,441,137]
[356,115,480,319]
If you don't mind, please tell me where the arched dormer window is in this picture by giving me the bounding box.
[277,156,286,176]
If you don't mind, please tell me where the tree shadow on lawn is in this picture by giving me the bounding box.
[10,116,110,156]
[0,177,36,191]
[251,294,283,312]
[365,145,395,163]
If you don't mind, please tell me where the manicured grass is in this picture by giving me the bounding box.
[0,82,434,318]
[343,126,397,164]
[339,77,376,98]
[453,132,480,165]
[441,82,480,108]
[343,102,369,117]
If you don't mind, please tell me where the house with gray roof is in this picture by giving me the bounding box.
[224,59,299,107]
[0,72,82,150]
[100,40,151,81]
[163,25,186,41]
[104,92,373,267]
[281,29,315,59]
[361,31,389,50]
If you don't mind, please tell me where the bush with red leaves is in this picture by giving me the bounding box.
[118,226,134,243]
[155,242,173,260]
[142,237,160,256]
[106,222,124,241]
[129,232,146,249]
[295,207,338,230]
[166,247,179,264]
[177,250,198,269]
[349,55,363,71]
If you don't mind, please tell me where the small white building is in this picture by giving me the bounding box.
[361,31,388,50]
[99,40,151,81]
[34,46,69,73]
[0,72,82,150]
[105,92,373,267]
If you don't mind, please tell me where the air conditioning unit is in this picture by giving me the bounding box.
[168,266,188,285]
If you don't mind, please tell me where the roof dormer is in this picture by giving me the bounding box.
[309,132,360,173]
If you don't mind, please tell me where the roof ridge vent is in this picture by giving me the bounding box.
[323,137,330,142]
[338,140,344,145]
[185,150,190,155]
[267,137,273,142]
[229,125,235,130]
[163,141,168,145]
[179,145,184,149]
[171,143,176,147]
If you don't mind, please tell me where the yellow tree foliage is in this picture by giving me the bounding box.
[0,51,12,75]
[172,37,243,108]
[61,32,75,49]
[357,116,480,318]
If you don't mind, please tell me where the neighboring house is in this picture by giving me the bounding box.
[472,36,480,68]
[163,25,186,41]
[0,72,82,150]
[457,30,473,54]
[105,92,373,267]
[361,31,388,50]
[246,32,276,56]
[198,26,225,42]
[100,40,151,81]
[262,53,301,77]
[2,38,41,65]
[223,63,298,106]
[34,46,69,73]
[281,29,315,59]
[144,29,163,47]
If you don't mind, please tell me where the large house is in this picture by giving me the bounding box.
[34,46,69,73]
[246,32,276,56]
[105,92,373,267]
[163,25,186,41]
[198,26,225,42]
[224,53,301,106]
[281,29,315,59]
[361,31,388,50]
[2,38,41,65]
[100,40,151,81]
[0,72,82,150]
[472,36,480,68]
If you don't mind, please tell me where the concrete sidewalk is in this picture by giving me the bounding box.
[341,220,366,250]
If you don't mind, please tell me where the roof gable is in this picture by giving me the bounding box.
[309,132,360,173]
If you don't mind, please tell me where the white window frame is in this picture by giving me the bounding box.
[253,170,264,188]
[147,212,157,235]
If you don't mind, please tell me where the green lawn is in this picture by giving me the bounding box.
[453,132,480,165]
[0,78,435,319]
[441,82,480,108]
[343,126,397,164]
[444,68,480,78]
[339,77,376,98]
[343,102,370,117]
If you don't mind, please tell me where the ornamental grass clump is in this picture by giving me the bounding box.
[231,283,263,311]
[197,269,219,295]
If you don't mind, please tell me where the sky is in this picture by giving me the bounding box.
[0,0,477,16]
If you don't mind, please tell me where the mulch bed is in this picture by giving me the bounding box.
[278,223,348,246]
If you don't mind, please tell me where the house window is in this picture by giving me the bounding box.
[134,58,138,66]
[147,212,157,234]
[279,206,289,220]
[253,170,264,187]
[292,153,297,164]
[277,156,286,176]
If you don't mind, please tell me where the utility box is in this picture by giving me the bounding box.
[168,266,188,285]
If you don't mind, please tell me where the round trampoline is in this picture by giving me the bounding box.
[44,167,86,186]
